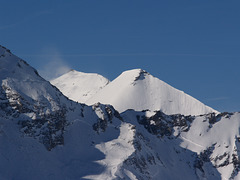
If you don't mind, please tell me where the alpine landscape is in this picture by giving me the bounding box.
[1,45,240,180]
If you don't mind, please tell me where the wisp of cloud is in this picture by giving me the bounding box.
[38,48,71,81]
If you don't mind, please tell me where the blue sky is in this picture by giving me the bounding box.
[1,0,240,112]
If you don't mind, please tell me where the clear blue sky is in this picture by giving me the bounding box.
[1,0,240,112]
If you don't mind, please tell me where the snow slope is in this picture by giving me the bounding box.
[87,69,218,115]
[51,70,109,103]
[0,45,65,108]
[121,110,240,180]
[1,45,240,180]
[0,45,134,179]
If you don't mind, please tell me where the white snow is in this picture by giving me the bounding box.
[179,112,240,180]
[1,45,239,180]
[51,70,109,103]
[87,69,218,115]
[84,122,135,180]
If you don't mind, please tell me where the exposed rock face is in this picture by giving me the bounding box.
[120,110,240,179]
[1,70,67,150]
[136,110,194,137]
[0,48,72,152]
[92,103,122,133]
[18,109,67,151]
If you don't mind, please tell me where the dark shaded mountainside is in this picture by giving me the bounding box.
[0,45,240,180]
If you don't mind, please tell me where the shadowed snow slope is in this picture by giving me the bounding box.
[87,69,218,115]
[51,70,109,103]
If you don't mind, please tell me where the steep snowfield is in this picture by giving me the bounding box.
[0,45,67,112]
[51,70,109,103]
[87,69,218,115]
[179,112,240,180]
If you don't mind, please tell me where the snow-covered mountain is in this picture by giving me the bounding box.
[86,69,217,115]
[1,45,240,180]
[0,45,126,178]
[51,70,109,103]
[120,110,240,180]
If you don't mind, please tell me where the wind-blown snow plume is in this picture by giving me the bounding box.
[38,48,71,80]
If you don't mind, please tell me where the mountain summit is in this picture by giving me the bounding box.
[51,70,109,103]
[86,69,217,115]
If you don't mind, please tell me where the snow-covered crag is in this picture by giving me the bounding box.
[1,45,240,180]
[121,110,240,180]
[86,69,217,115]
[0,45,125,179]
[51,70,109,103]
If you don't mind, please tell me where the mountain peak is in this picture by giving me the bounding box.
[69,69,76,72]
[115,69,151,85]
[86,68,218,115]
[0,48,41,82]
[51,70,110,103]
[134,69,150,81]
[121,68,148,76]
[64,69,106,78]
